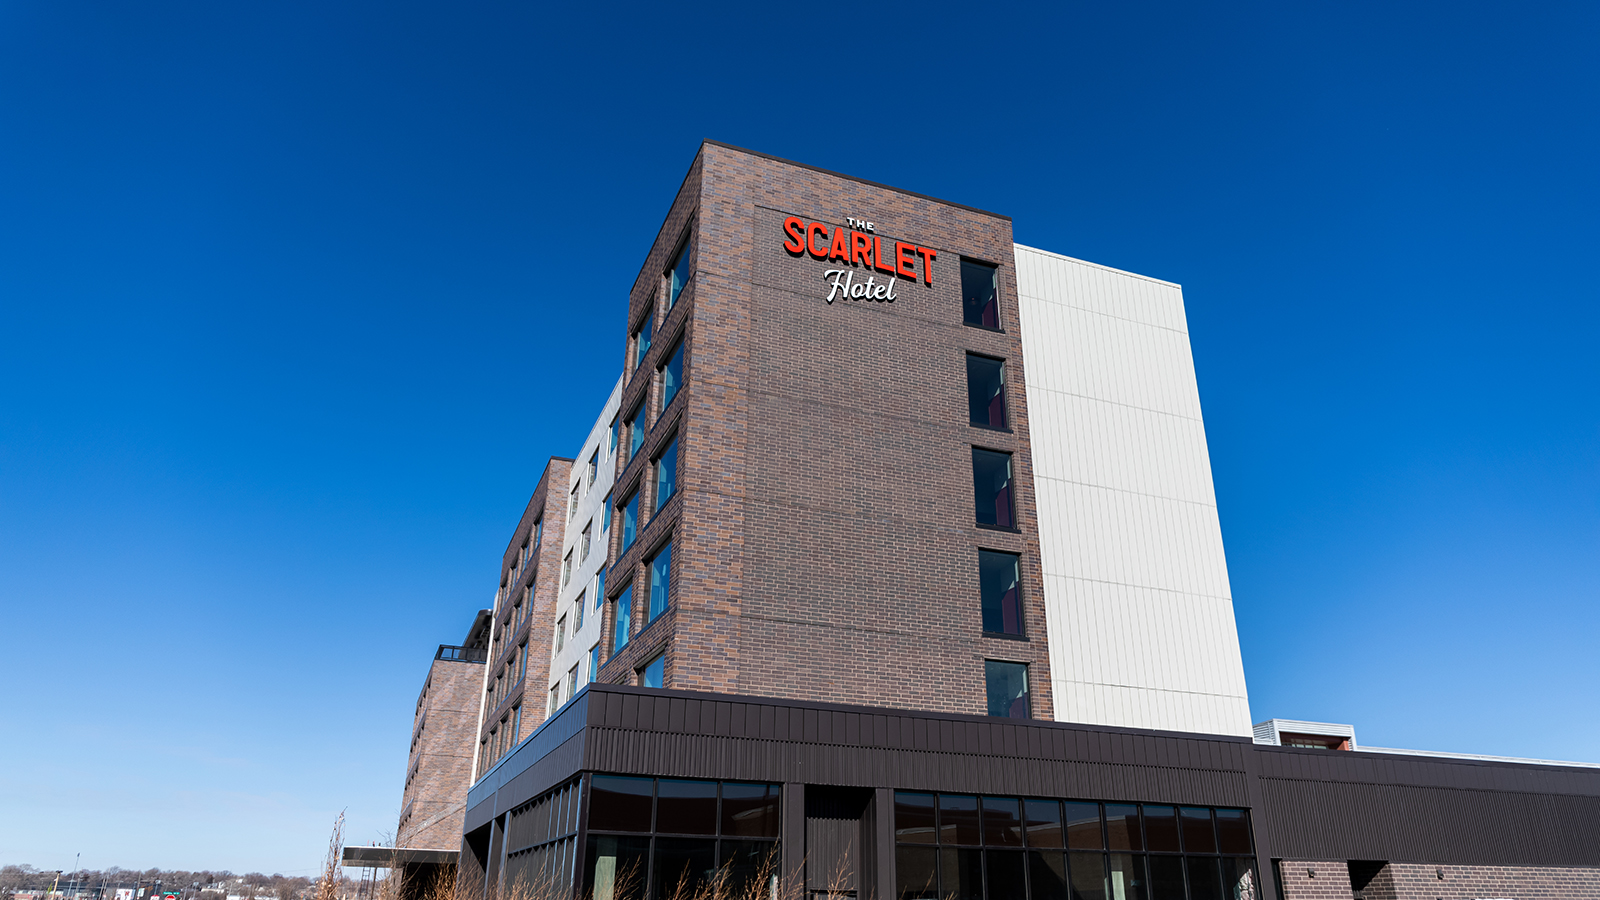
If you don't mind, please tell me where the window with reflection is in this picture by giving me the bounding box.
[979,549,1023,635]
[985,659,1030,719]
[895,793,1255,900]
[972,448,1015,528]
[962,259,1000,329]
[612,585,633,654]
[660,341,685,410]
[620,490,640,553]
[632,313,654,375]
[626,403,646,464]
[967,354,1007,429]
[648,542,672,623]
[639,653,664,689]
[654,435,679,510]
[502,777,583,899]
[584,777,779,900]
[668,234,694,307]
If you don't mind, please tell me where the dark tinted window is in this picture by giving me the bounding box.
[979,549,1023,635]
[609,415,618,453]
[1029,850,1069,900]
[1180,807,1216,853]
[668,236,693,307]
[1186,857,1223,900]
[961,259,1000,329]
[1143,805,1180,852]
[1065,802,1102,849]
[895,792,938,844]
[939,847,983,900]
[966,354,1007,428]
[583,835,649,900]
[1023,799,1064,848]
[655,435,678,509]
[655,779,716,835]
[626,403,645,462]
[1109,854,1148,900]
[589,776,652,832]
[972,448,1015,527]
[1221,858,1257,900]
[1106,804,1142,851]
[896,847,938,900]
[984,659,1029,718]
[720,841,780,896]
[721,783,781,837]
[660,342,685,410]
[1148,855,1185,900]
[1214,809,1251,854]
[985,850,1026,900]
[653,837,715,899]
[981,797,1024,846]
[1069,851,1107,900]
[939,794,981,845]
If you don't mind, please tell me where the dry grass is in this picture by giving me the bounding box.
[313,812,346,900]
[436,845,799,900]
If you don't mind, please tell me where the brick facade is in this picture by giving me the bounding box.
[396,653,484,849]
[593,141,1054,720]
[476,457,572,768]
[1281,859,1600,900]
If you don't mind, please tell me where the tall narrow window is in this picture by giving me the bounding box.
[602,492,613,532]
[548,684,559,715]
[668,234,693,307]
[608,415,619,455]
[660,341,685,410]
[972,449,1015,528]
[620,490,640,552]
[626,402,646,463]
[633,312,654,373]
[648,541,673,623]
[655,434,679,509]
[555,617,566,653]
[533,517,543,549]
[962,259,1000,329]
[569,483,580,518]
[518,642,528,682]
[573,592,585,631]
[984,660,1029,719]
[640,653,666,689]
[511,705,522,743]
[595,569,605,608]
[588,643,600,682]
[566,664,579,700]
[613,585,633,653]
[966,354,1007,429]
[979,550,1023,635]
[562,551,573,587]
[587,450,599,487]
[580,524,592,563]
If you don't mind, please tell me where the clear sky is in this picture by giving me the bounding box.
[2,0,1596,878]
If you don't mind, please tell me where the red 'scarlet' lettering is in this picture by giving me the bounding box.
[780,217,933,285]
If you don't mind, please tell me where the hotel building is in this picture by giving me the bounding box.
[387,142,1600,900]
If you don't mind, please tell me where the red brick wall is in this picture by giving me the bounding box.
[594,142,1054,720]
[1280,859,1600,900]
[397,656,483,849]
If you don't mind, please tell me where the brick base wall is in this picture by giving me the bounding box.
[1280,859,1600,900]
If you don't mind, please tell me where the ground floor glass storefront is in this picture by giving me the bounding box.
[894,793,1257,900]
[583,776,781,900]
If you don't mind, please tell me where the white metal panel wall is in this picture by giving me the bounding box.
[1014,244,1252,737]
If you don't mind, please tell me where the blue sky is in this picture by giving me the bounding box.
[2,0,1596,877]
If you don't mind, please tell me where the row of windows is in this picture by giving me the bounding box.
[584,776,780,900]
[959,259,1034,719]
[480,702,523,771]
[897,847,1256,900]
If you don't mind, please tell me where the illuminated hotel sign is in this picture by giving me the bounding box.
[780,215,936,304]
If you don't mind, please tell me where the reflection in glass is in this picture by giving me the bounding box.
[966,354,1007,428]
[1065,802,1102,849]
[1029,850,1069,900]
[972,448,1015,528]
[1180,807,1216,854]
[1105,804,1141,852]
[1070,851,1107,900]
[661,343,685,409]
[938,794,982,845]
[1147,856,1185,900]
[1108,854,1148,900]
[981,797,1024,846]
[1142,807,1180,853]
[653,837,716,900]
[584,834,649,900]
[588,775,652,832]
[896,847,938,900]
[979,550,1023,635]
[655,779,716,835]
[1222,858,1258,900]
[1187,857,1223,900]
[984,660,1029,718]
[939,847,983,900]
[962,260,1000,329]
[986,850,1026,900]
[612,586,633,654]
[1214,809,1252,855]
[1023,799,1064,848]
[721,783,781,838]
[895,792,938,844]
